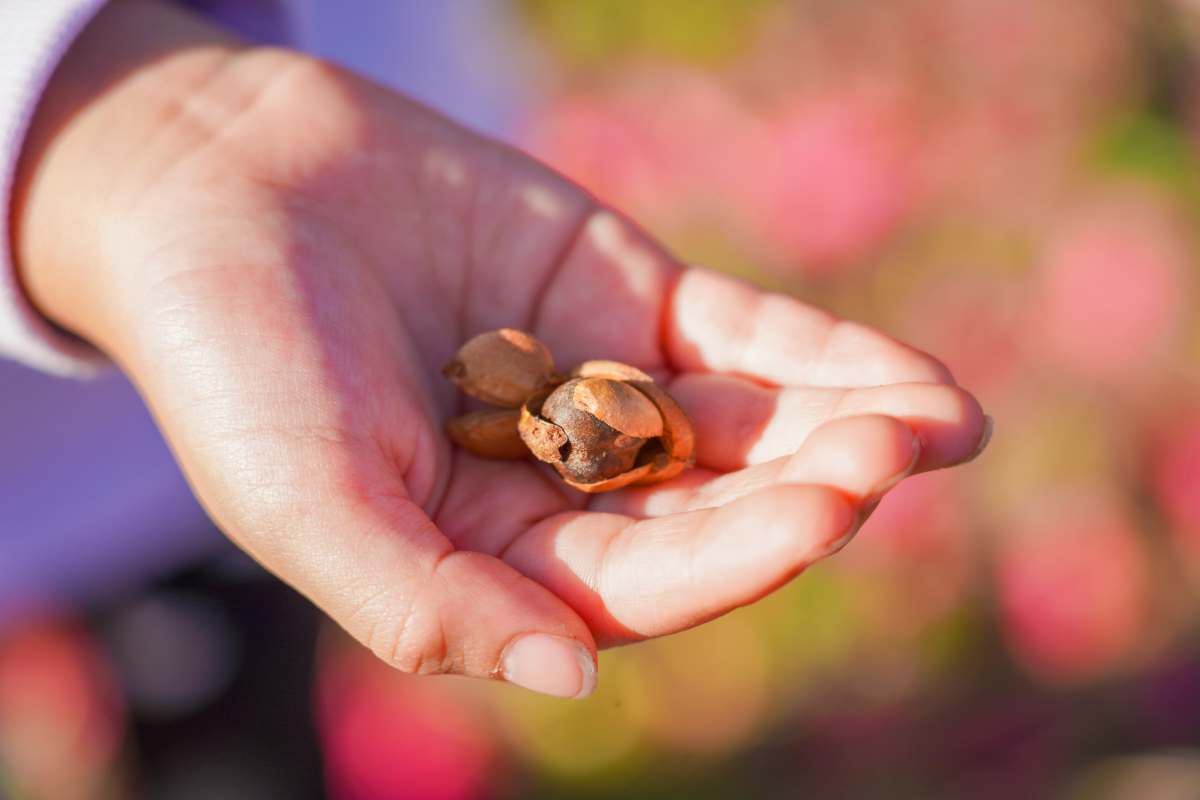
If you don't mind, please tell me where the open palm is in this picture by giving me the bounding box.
[79,50,988,699]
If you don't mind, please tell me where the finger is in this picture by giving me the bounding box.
[502,484,858,645]
[432,451,584,554]
[665,269,955,387]
[249,484,598,699]
[591,415,920,518]
[160,412,599,700]
[669,373,988,472]
[531,210,679,370]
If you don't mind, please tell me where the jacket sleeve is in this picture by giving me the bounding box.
[0,0,299,377]
[0,0,111,376]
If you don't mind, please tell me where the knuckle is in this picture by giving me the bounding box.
[355,591,451,677]
[354,549,460,677]
[831,413,909,438]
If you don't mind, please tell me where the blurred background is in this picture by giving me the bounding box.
[3,0,1200,797]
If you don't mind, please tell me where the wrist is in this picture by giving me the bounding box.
[11,0,243,353]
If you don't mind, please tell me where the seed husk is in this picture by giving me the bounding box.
[518,388,569,463]
[572,360,695,484]
[538,378,649,483]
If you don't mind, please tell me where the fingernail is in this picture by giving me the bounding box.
[818,517,862,560]
[861,435,923,510]
[820,436,923,561]
[500,634,596,699]
[964,415,994,464]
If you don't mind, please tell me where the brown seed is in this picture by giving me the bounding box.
[445,409,527,459]
[443,329,555,408]
[572,360,695,485]
[571,378,663,438]
[540,378,649,484]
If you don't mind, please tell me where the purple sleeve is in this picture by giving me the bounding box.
[0,0,298,377]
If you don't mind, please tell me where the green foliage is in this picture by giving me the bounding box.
[517,0,772,64]
[1091,113,1200,207]
[761,563,860,673]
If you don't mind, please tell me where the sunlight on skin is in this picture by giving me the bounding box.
[590,414,922,519]
[501,483,861,644]
[533,210,672,369]
[422,147,468,187]
[667,375,986,471]
[584,211,665,306]
[13,1,992,699]
[665,269,958,388]
[520,184,566,220]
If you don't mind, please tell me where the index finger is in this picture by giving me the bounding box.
[665,269,955,388]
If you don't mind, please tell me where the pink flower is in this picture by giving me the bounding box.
[995,487,1149,683]
[745,90,916,274]
[859,471,968,562]
[1153,410,1200,554]
[914,0,1130,221]
[0,620,124,797]
[523,72,916,275]
[521,71,757,229]
[843,471,975,632]
[901,272,1023,396]
[317,645,496,800]
[930,0,1127,96]
[1030,189,1190,382]
[524,92,671,214]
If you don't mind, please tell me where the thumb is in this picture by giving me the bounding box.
[305,497,597,699]
[217,478,598,699]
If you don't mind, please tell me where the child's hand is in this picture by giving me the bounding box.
[15,0,989,698]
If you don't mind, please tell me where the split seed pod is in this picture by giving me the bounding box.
[572,360,695,485]
[518,365,694,493]
[443,329,695,493]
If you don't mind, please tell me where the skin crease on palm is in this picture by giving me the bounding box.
[13,0,990,699]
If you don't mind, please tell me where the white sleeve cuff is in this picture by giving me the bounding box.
[0,0,300,377]
[0,0,111,376]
